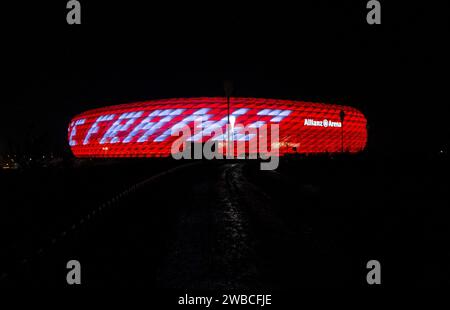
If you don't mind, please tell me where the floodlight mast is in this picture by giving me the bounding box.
[224,81,233,155]
[340,110,345,153]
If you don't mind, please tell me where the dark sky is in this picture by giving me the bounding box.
[1,1,448,156]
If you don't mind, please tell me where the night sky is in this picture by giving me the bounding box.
[2,1,448,156]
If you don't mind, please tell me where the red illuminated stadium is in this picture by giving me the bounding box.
[68,97,367,157]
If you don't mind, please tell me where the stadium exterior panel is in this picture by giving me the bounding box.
[68,97,367,157]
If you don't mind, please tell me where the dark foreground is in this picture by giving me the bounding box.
[0,154,449,287]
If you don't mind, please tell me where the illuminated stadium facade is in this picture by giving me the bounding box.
[68,97,367,158]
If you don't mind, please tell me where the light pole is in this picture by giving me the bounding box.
[224,80,233,155]
[340,110,345,153]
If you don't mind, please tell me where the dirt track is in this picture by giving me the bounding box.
[2,159,449,287]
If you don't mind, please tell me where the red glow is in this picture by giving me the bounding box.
[68,97,367,157]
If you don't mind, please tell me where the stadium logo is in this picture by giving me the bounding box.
[304,118,342,128]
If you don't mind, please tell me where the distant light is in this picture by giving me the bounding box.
[230,115,236,128]
[102,147,109,151]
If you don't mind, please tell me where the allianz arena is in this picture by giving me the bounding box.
[68,97,367,157]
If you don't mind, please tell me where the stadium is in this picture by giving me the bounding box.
[68,97,368,157]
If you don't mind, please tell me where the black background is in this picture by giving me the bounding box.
[0,0,449,293]
[1,1,448,157]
